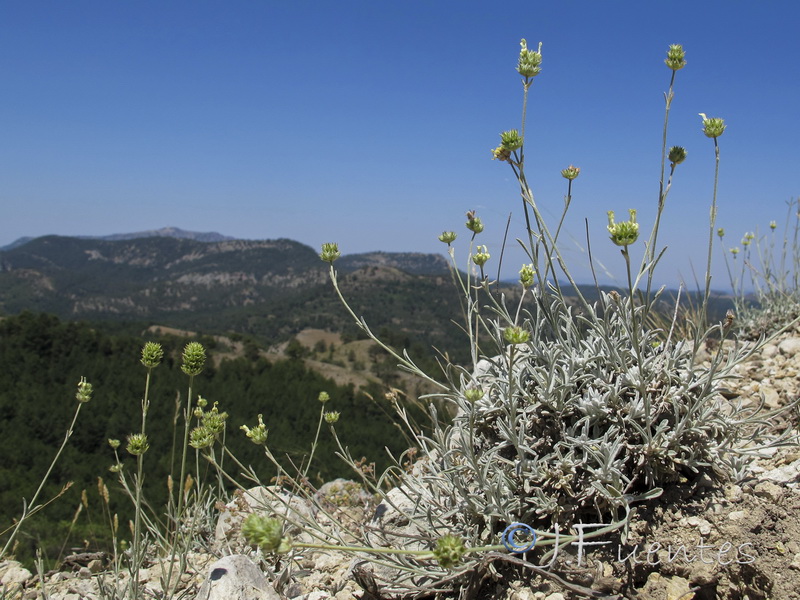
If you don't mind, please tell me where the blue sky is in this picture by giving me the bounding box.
[1,1,798,289]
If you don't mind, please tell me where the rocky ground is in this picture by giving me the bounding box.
[2,326,800,600]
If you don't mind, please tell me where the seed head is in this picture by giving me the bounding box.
[668,146,687,166]
[181,342,206,376]
[241,414,269,445]
[499,129,523,152]
[607,209,640,247]
[140,342,163,369]
[517,39,543,78]
[433,534,467,569]
[241,514,292,554]
[472,245,490,267]
[519,264,536,288]
[730,247,740,256]
[324,411,341,424]
[770,221,778,230]
[76,377,93,403]
[699,113,726,138]
[560,165,580,180]
[108,438,120,450]
[189,426,215,450]
[438,231,457,245]
[665,44,686,71]
[200,401,228,435]
[717,228,725,239]
[504,326,530,345]
[126,433,150,456]
[318,391,330,403]
[465,211,485,234]
[464,387,484,403]
[319,242,341,264]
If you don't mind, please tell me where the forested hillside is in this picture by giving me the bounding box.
[0,312,418,563]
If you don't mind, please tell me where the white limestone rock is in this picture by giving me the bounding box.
[196,554,280,600]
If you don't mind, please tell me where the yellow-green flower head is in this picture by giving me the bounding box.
[699,113,726,138]
[665,44,686,71]
[472,245,490,267]
[504,326,530,345]
[241,514,292,554]
[464,387,484,403]
[201,401,228,434]
[108,438,120,450]
[499,129,523,152]
[465,211,485,234]
[770,221,777,230]
[519,263,536,288]
[324,411,341,424]
[561,165,580,180]
[717,228,725,239]
[746,232,755,240]
[189,426,215,450]
[741,237,751,247]
[181,342,206,376]
[140,342,163,369]
[607,209,640,247]
[433,534,467,569]
[438,231,457,245]
[126,433,150,456]
[668,146,687,166]
[319,242,341,264]
[76,377,93,404]
[730,247,740,256]
[491,145,512,162]
[517,39,543,78]
[241,414,268,445]
[318,391,330,403]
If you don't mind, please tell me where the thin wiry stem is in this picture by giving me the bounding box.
[700,138,721,331]
[1,401,84,559]
[643,69,678,311]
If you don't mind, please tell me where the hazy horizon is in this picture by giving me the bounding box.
[2,1,798,291]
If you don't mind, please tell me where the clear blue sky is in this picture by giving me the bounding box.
[2,1,798,289]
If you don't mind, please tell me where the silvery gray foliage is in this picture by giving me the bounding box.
[736,291,800,340]
[355,286,793,592]
[433,290,766,525]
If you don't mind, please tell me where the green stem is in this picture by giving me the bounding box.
[643,70,677,313]
[166,374,196,599]
[700,139,721,332]
[328,265,447,391]
[131,366,153,599]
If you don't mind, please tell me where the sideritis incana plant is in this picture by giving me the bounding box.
[313,40,797,596]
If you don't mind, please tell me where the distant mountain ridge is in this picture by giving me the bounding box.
[0,226,234,251]
[0,231,459,349]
